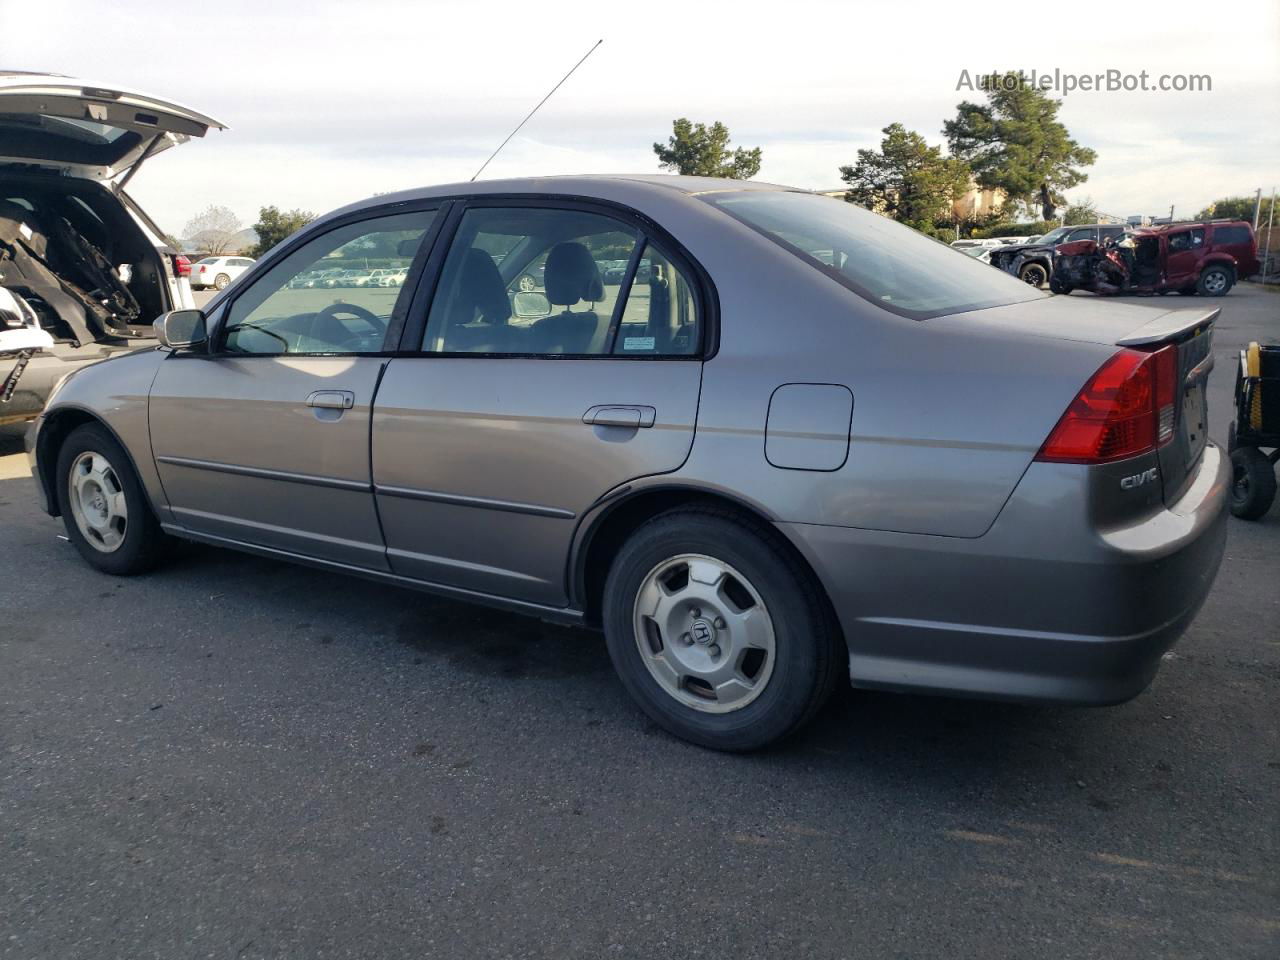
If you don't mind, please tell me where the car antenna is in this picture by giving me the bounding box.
[470,38,603,182]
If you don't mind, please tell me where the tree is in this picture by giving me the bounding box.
[249,206,315,258]
[182,205,242,255]
[944,72,1096,220]
[839,123,971,236]
[1197,195,1274,224]
[654,118,762,179]
[1062,197,1099,225]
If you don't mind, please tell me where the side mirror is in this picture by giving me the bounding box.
[511,291,551,319]
[154,309,208,350]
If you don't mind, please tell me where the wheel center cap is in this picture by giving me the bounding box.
[690,618,716,645]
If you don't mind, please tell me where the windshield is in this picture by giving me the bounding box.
[1034,227,1071,245]
[704,191,1045,319]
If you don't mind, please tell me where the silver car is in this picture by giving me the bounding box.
[25,176,1229,751]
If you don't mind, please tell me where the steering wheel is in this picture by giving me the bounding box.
[312,301,384,349]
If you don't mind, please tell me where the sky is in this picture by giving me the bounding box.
[3,0,1278,235]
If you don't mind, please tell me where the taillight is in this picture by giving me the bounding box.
[1035,345,1178,464]
[173,254,191,277]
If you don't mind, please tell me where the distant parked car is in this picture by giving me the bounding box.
[988,224,1128,286]
[1051,219,1261,297]
[192,256,254,291]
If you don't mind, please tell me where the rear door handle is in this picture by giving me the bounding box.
[306,390,355,410]
[583,405,656,428]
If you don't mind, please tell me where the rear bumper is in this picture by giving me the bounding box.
[781,444,1229,705]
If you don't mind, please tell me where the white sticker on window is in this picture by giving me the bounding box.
[623,336,655,351]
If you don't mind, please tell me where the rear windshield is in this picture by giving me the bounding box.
[704,191,1045,319]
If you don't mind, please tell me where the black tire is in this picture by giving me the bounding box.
[1049,276,1072,295]
[1177,287,1197,296]
[214,273,231,290]
[55,423,172,575]
[1227,421,1237,454]
[1197,265,1233,297]
[602,507,843,751]
[1229,447,1277,521]
[1019,262,1049,287]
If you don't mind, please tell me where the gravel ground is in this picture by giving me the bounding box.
[1,284,1277,960]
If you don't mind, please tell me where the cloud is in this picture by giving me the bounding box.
[7,0,1277,228]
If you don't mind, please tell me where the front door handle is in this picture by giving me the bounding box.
[306,390,355,410]
[583,405,656,428]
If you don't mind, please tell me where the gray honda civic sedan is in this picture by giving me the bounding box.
[26,175,1228,750]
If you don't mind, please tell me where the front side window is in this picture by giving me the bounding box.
[423,206,647,356]
[222,209,436,355]
[1168,231,1191,252]
[704,191,1043,320]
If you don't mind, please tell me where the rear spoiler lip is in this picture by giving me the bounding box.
[1116,306,1220,347]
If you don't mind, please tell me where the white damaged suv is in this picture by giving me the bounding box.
[0,71,225,426]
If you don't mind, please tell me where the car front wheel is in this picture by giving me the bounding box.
[55,423,172,575]
[1019,262,1049,286]
[214,273,231,290]
[602,508,843,751]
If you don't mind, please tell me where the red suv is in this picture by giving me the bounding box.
[1051,219,1260,297]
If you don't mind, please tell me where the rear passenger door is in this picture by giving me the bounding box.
[371,200,707,606]
[1165,228,1203,287]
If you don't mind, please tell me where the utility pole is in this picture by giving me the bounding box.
[1266,187,1277,279]
[1169,204,1175,222]
[1253,188,1263,230]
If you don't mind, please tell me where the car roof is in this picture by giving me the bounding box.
[1133,219,1250,235]
[328,174,795,215]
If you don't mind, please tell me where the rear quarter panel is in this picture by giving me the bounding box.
[619,194,1115,538]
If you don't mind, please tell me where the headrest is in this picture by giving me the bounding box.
[456,248,511,325]
[544,242,603,306]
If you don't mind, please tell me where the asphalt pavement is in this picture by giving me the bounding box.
[1,284,1277,959]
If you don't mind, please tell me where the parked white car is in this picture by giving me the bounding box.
[191,255,255,291]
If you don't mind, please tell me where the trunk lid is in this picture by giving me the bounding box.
[945,296,1218,506]
[0,72,226,182]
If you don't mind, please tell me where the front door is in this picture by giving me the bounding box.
[372,202,706,606]
[150,207,440,568]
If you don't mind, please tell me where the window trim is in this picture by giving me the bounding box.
[205,199,449,359]
[393,193,718,361]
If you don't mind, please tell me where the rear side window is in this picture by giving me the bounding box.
[1212,225,1251,246]
[704,191,1043,319]
[421,206,702,357]
[613,245,699,356]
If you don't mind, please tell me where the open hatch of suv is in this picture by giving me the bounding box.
[0,71,225,425]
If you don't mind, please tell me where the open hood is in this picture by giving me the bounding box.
[0,71,227,182]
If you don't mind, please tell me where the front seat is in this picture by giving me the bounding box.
[533,242,602,354]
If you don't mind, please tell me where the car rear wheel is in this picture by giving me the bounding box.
[1229,447,1277,520]
[517,274,538,292]
[1197,265,1233,296]
[56,423,172,575]
[214,273,231,290]
[1019,262,1049,286]
[602,508,843,751]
